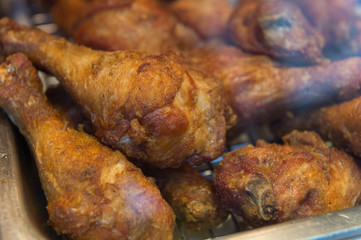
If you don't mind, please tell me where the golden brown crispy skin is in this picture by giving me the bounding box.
[46,82,230,231]
[52,0,201,53]
[275,96,361,158]
[147,164,229,231]
[0,18,234,168]
[294,0,361,57]
[0,53,175,240]
[213,130,361,227]
[229,0,326,64]
[168,0,233,40]
[184,43,361,129]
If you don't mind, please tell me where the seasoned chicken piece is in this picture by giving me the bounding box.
[294,0,361,57]
[45,84,230,231]
[213,130,361,227]
[229,0,326,64]
[0,18,235,168]
[45,81,229,231]
[0,53,175,240]
[167,0,233,40]
[184,44,361,129]
[146,164,229,231]
[52,0,201,53]
[275,96,361,159]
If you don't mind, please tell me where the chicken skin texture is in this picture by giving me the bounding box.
[0,53,175,240]
[294,0,361,57]
[0,18,234,168]
[184,43,361,129]
[46,85,230,231]
[275,96,361,159]
[52,0,201,53]
[213,130,361,227]
[146,164,229,231]
[229,0,326,64]
[167,0,233,40]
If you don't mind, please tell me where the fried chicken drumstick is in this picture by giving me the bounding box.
[146,164,229,231]
[275,96,361,159]
[0,18,234,168]
[0,53,175,240]
[213,130,361,227]
[229,0,326,64]
[45,82,229,231]
[184,44,361,129]
[52,0,201,53]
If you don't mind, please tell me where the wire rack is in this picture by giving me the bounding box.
[2,0,361,240]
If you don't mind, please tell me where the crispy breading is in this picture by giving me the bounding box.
[52,0,201,53]
[0,53,175,240]
[213,130,361,227]
[147,164,229,231]
[0,18,234,168]
[229,0,326,64]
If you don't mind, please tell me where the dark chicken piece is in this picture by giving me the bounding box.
[147,164,229,231]
[52,0,201,53]
[0,18,235,168]
[0,53,175,240]
[294,0,361,57]
[167,0,233,40]
[275,96,361,159]
[229,0,326,64]
[213,130,361,227]
[184,44,361,130]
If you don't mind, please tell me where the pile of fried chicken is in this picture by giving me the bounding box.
[2,0,361,239]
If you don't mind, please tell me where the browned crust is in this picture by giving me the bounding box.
[0,18,233,168]
[229,0,326,64]
[0,53,176,240]
[150,164,229,231]
[213,131,361,227]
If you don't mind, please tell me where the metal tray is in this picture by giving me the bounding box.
[2,0,361,239]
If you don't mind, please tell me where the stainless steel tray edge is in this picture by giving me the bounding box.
[0,111,58,240]
[216,207,361,240]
